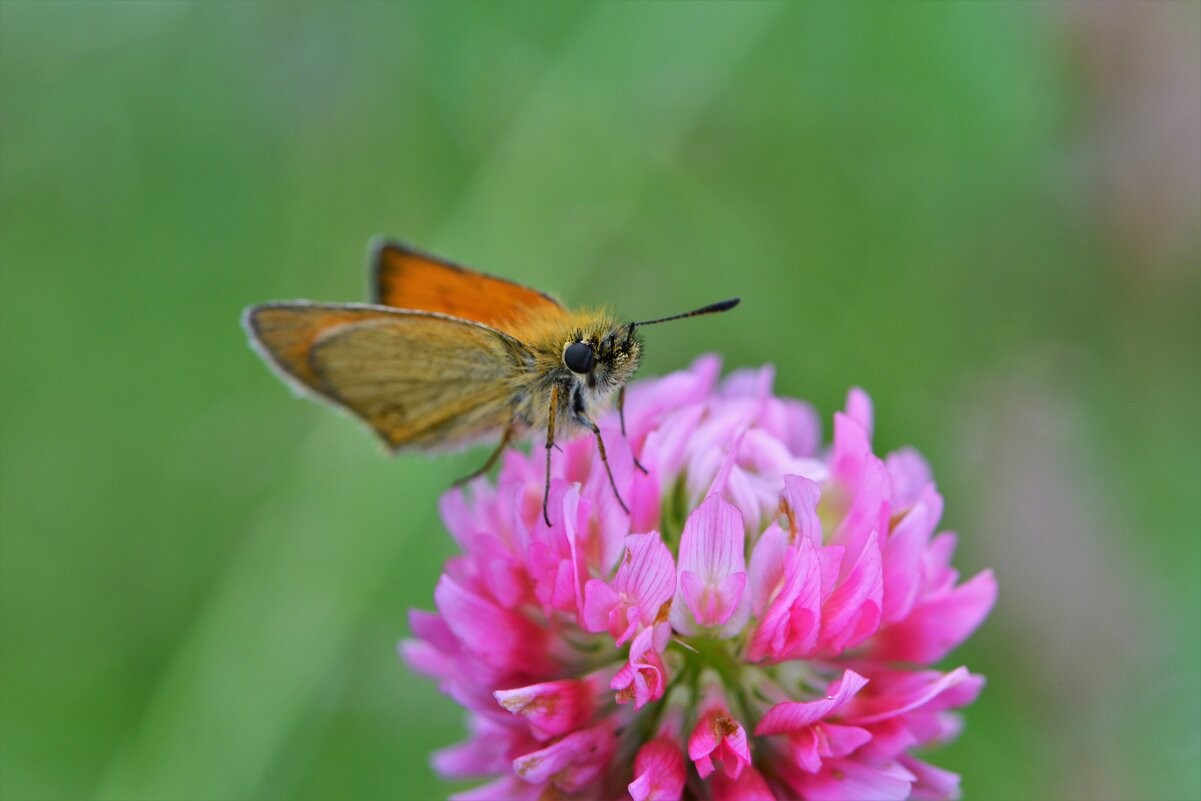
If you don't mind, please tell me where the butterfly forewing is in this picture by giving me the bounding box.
[309,314,531,449]
[245,303,402,397]
[247,303,531,450]
[372,241,568,338]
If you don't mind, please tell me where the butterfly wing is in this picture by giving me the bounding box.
[243,303,398,397]
[244,302,532,450]
[371,239,569,338]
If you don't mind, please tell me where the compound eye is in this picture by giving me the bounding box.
[564,341,595,374]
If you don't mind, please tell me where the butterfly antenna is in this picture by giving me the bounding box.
[627,297,740,336]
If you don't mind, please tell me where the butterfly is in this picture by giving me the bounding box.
[243,239,739,524]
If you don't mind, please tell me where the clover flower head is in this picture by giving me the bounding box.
[403,356,996,800]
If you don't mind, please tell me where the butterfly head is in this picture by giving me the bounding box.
[561,319,643,394]
[558,297,741,399]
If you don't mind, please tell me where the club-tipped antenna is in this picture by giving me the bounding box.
[628,298,740,334]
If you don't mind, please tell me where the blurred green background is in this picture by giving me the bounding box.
[2,2,1198,799]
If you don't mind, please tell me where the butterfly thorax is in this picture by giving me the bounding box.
[510,308,642,434]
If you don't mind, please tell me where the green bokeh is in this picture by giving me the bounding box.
[2,2,1198,800]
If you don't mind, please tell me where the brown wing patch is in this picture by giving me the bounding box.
[306,314,528,449]
[371,240,569,339]
[244,303,402,396]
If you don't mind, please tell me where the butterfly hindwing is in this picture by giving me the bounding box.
[371,240,569,339]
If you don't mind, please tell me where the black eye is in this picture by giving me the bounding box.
[564,341,595,374]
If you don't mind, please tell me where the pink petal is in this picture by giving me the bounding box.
[856,718,917,761]
[880,486,942,623]
[785,719,875,774]
[630,467,662,534]
[450,775,541,801]
[845,667,982,725]
[721,460,773,534]
[747,536,822,662]
[493,677,596,741]
[820,722,873,757]
[678,496,745,581]
[624,354,721,442]
[646,404,707,478]
[719,364,775,399]
[872,569,997,664]
[819,532,884,654]
[581,578,622,636]
[628,736,686,801]
[884,447,933,510]
[831,456,891,566]
[611,623,670,708]
[788,726,824,773]
[680,569,748,627]
[845,387,874,439]
[470,533,533,609]
[783,758,916,801]
[710,765,778,801]
[708,429,748,501]
[437,486,474,546]
[581,482,630,580]
[407,609,458,654]
[511,723,616,792]
[433,576,552,674]
[620,532,678,624]
[559,485,588,615]
[688,707,751,779]
[670,495,750,635]
[748,525,789,617]
[762,396,822,458]
[923,531,959,576]
[432,717,535,778]
[526,483,586,615]
[398,638,451,682]
[900,755,962,801]
[756,670,869,735]
[780,474,823,547]
[830,412,873,488]
[581,531,675,644]
[817,544,845,603]
[581,423,635,528]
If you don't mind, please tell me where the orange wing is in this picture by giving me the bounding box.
[371,240,568,339]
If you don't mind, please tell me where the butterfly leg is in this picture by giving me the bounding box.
[452,420,515,487]
[573,392,630,516]
[617,385,649,475]
[542,384,560,527]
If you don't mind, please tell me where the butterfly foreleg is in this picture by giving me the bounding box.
[452,419,516,487]
[572,389,630,516]
[542,384,560,527]
[617,385,648,475]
